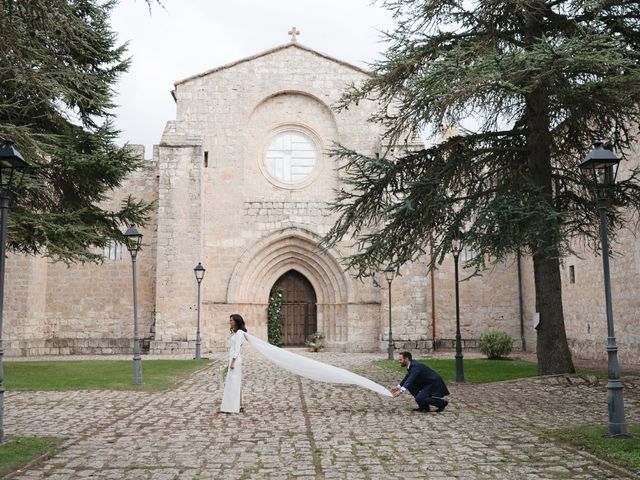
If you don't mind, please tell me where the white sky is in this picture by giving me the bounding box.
[110,0,396,157]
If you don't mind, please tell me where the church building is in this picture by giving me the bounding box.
[5,34,640,364]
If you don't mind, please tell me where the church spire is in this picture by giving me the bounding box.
[288,26,300,42]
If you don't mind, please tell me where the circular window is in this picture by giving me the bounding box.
[264,130,317,185]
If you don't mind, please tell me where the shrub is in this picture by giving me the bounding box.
[267,287,283,347]
[307,332,325,352]
[479,331,513,359]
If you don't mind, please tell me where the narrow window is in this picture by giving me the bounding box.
[204,151,209,168]
[462,245,477,263]
[103,240,123,261]
[569,265,575,284]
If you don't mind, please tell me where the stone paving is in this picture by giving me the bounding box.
[4,350,640,479]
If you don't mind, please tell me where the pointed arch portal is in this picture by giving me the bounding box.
[226,227,353,345]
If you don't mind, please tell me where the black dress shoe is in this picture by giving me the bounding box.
[435,400,448,412]
[413,406,430,412]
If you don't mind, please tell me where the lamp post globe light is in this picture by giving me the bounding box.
[193,262,206,360]
[0,140,28,443]
[579,142,628,437]
[384,264,396,360]
[124,225,143,385]
[451,232,465,383]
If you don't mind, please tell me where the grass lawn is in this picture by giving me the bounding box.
[4,359,212,391]
[377,358,538,383]
[0,436,62,478]
[546,425,640,472]
[376,358,603,383]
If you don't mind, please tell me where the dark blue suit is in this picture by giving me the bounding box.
[400,360,450,410]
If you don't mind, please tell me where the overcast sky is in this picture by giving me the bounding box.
[110,0,396,157]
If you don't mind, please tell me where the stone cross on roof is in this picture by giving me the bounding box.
[288,26,300,42]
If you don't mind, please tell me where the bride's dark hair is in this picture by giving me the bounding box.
[230,313,247,332]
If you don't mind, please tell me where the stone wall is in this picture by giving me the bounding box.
[152,127,204,346]
[4,255,49,355]
[377,253,526,357]
[560,226,640,364]
[4,152,158,356]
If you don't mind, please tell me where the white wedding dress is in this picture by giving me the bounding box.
[220,331,391,411]
[220,330,246,413]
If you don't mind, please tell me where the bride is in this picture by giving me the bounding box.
[220,314,247,413]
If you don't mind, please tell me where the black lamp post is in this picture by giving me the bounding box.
[579,141,628,437]
[0,140,27,444]
[193,262,205,360]
[451,232,465,383]
[124,225,143,385]
[384,264,396,360]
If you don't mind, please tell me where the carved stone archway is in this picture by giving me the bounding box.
[227,227,351,345]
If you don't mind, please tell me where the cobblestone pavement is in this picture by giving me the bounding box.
[4,351,640,479]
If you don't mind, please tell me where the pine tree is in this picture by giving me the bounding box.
[0,0,153,262]
[326,0,640,374]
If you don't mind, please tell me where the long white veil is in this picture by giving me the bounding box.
[244,332,392,397]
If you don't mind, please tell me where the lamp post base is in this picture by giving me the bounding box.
[454,353,465,383]
[133,356,142,385]
[606,376,629,437]
[604,428,633,438]
[133,336,142,385]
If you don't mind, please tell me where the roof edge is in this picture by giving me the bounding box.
[174,42,370,87]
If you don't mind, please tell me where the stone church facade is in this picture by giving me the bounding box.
[4,40,640,364]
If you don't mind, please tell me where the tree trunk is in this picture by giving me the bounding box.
[524,2,575,375]
[533,251,576,374]
[526,93,576,374]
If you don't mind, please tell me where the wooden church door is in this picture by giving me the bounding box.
[273,270,317,346]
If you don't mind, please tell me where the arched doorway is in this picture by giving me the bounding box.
[273,270,317,346]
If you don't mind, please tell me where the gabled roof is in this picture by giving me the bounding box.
[173,42,370,87]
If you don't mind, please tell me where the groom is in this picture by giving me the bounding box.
[391,351,450,412]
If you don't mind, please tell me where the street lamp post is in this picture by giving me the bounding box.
[579,141,628,437]
[124,225,143,385]
[0,140,28,443]
[451,233,465,383]
[384,264,396,360]
[193,262,206,360]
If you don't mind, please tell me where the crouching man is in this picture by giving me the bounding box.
[391,351,450,413]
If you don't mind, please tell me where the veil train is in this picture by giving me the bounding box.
[244,332,392,397]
